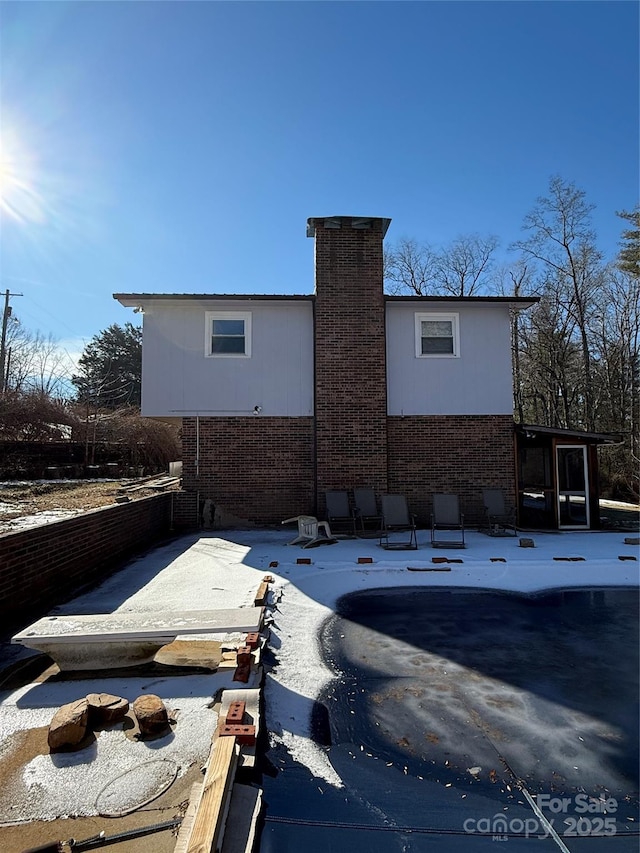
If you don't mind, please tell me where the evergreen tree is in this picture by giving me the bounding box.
[616,207,640,278]
[72,323,142,408]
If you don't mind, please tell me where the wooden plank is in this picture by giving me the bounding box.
[173,782,204,853]
[187,735,238,853]
[254,582,269,607]
[147,477,181,491]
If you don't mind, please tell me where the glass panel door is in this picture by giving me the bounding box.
[556,445,589,529]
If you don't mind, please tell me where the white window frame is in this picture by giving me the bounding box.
[205,311,252,358]
[415,312,460,358]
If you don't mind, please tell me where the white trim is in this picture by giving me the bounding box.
[205,310,252,358]
[414,312,460,358]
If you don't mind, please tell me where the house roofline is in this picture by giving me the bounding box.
[114,293,313,306]
[385,295,539,307]
[115,292,538,307]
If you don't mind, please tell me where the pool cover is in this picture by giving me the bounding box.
[260,587,639,851]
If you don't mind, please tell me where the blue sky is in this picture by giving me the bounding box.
[0,1,637,364]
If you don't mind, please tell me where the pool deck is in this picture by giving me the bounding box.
[0,526,637,850]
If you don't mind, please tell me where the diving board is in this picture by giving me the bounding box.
[12,608,265,671]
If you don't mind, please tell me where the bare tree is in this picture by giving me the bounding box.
[4,316,74,397]
[436,234,500,296]
[384,238,439,295]
[494,260,536,422]
[512,177,602,431]
[591,265,640,498]
[384,233,499,296]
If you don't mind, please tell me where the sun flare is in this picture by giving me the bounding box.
[0,130,45,223]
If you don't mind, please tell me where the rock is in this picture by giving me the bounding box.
[48,698,89,751]
[86,692,130,726]
[519,538,535,548]
[132,694,170,737]
[624,537,640,546]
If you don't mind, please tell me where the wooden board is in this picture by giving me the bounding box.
[187,735,238,853]
[174,782,204,853]
[253,583,269,607]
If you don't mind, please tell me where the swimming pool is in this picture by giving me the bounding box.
[260,586,639,851]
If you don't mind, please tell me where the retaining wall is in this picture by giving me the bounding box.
[0,494,174,633]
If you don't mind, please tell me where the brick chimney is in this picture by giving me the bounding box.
[307,216,391,507]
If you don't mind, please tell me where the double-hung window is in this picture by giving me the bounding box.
[206,311,252,357]
[415,313,459,357]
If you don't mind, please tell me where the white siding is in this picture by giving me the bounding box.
[386,302,514,415]
[140,300,314,416]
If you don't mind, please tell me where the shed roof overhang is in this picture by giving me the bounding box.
[516,423,623,444]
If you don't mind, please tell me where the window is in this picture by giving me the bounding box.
[206,311,252,357]
[415,313,459,357]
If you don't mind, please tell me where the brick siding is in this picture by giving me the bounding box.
[388,415,517,525]
[0,495,173,633]
[181,416,315,524]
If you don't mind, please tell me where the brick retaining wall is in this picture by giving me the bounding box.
[0,494,173,633]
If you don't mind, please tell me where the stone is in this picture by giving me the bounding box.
[48,698,89,751]
[519,538,535,548]
[623,537,640,546]
[86,692,130,726]
[132,694,170,737]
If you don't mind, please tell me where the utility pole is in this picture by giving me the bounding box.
[0,289,23,395]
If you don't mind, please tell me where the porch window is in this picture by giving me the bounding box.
[206,311,252,357]
[415,313,459,357]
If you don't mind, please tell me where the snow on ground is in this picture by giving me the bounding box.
[1,509,82,532]
[0,673,232,822]
[0,526,638,819]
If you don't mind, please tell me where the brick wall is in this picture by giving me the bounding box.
[181,416,315,523]
[388,415,516,525]
[312,217,389,509]
[172,489,200,529]
[0,494,173,633]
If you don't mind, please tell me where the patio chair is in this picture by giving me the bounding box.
[379,494,418,550]
[430,493,465,548]
[353,487,382,536]
[482,488,517,536]
[325,490,357,536]
[282,515,338,548]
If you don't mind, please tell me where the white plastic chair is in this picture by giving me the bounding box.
[282,515,337,548]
